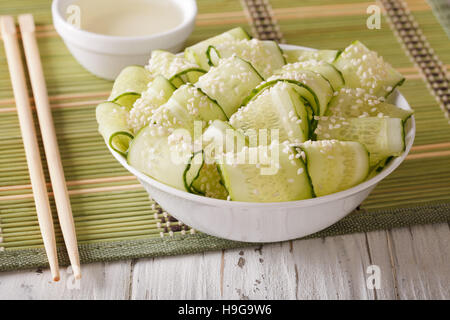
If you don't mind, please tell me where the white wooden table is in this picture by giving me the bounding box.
[0,223,449,299]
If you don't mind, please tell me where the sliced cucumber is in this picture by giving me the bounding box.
[187,120,245,199]
[230,81,309,144]
[113,92,141,109]
[325,87,413,121]
[279,60,345,91]
[366,156,393,180]
[170,68,207,88]
[190,161,229,199]
[203,120,247,159]
[184,27,251,70]
[109,65,152,101]
[269,69,333,116]
[146,50,206,87]
[151,99,197,133]
[315,117,405,166]
[242,79,319,119]
[128,125,194,191]
[300,140,369,197]
[183,151,205,193]
[218,142,313,202]
[150,84,227,137]
[129,75,175,133]
[96,102,134,156]
[333,41,405,97]
[171,84,227,122]
[195,56,264,118]
[285,49,340,64]
[207,39,285,78]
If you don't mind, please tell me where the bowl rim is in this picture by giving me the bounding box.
[52,0,197,42]
[108,44,416,209]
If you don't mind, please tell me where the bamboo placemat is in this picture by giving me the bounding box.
[1,0,449,272]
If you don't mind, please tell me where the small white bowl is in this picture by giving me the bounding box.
[52,0,197,80]
[108,44,415,243]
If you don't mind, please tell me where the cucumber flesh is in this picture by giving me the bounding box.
[171,84,228,122]
[242,79,319,120]
[230,81,309,144]
[151,98,197,133]
[333,41,405,97]
[269,69,333,116]
[315,117,405,166]
[218,142,313,202]
[325,87,413,121]
[109,65,152,101]
[285,49,340,64]
[151,83,228,135]
[196,56,264,118]
[128,126,194,191]
[300,140,369,197]
[190,161,229,199]
[146,50,205,87]
[279,60,345,91]
[128,75,175,133]
[208,39,286,78]
[96,102,134,156]
[203,120,247,160]
[184,27,251,70]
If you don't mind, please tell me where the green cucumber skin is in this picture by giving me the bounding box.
[385,77,405,98]
[193,85,229,121]
[328,63,346,87]
[294,147,316,198]
[239,56,265,82]
[206,45,220,67]
[183,151,206,195]
[276,42,287,65]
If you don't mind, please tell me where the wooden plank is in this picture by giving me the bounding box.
[291,233,375,299]
[130,252,222,299]
[1,224,449,299]
[221,242,297,299]
[0,261,131,299]
[365,230,398,299]
[387,224,450,299]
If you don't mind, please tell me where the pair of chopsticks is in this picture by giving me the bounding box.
[0,15,80,281]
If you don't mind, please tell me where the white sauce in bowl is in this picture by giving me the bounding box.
[70,0,184,37]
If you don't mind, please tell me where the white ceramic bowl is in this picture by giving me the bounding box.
[108,44,415,243]
[52,0,197,80]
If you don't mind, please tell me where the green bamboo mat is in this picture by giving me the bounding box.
[1,0,450,272]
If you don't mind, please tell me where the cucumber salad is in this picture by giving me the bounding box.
[96,27,413,202]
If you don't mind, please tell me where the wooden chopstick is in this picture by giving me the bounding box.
[0,15,60,281]
[18,14,81,280]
